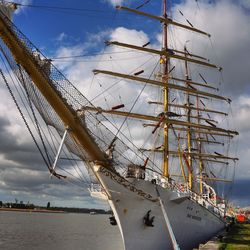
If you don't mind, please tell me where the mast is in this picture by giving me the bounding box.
[196,94,203,194]
[0,1,239,216]
[163,0,169,178]
[184,45,193,189]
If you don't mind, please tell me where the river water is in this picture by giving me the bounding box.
[0,211,123,250]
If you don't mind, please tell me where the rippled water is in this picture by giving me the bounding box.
[0,211,123,250]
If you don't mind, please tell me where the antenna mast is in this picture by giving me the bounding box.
[163,0,169,178]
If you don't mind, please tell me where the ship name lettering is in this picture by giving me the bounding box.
[187,213,202,221]
[99,167,155,201]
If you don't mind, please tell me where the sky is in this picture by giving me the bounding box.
[0,0,249,209]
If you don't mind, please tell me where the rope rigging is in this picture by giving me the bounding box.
[3,1,115,14]
[135,0,152,10]
[0,0,238,204]
[0,15,163,182]
[0,0,174,176]
[51,50,144,60]
[18,64,53,168]
[0,49,91,185]
[0,67,52,171]
[109,60,160,156]
[1,0,131,22]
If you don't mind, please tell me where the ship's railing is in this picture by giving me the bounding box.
[88,183,108,200]
[188,189,225,218]
[153,175,226,219]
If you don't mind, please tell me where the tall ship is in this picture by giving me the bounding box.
[0,1,238,249]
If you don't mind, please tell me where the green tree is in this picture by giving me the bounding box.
[47,202,50,209]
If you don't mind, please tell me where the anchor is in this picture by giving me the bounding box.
[143,210,155,227]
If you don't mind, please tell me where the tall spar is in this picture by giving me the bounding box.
[184,45,193,189]
[0,2,240,249]
[162,0,169,178]
[92,4,238,186]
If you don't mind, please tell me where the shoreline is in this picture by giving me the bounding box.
[0,207,65,213]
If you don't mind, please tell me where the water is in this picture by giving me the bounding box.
[0,211,123,250]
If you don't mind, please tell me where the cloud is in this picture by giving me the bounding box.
[239,0,250,9]
[166,0,250,195]
[13,0,33,14]
[170,0,250,97]
[56,32,68,42]
[233,96,250,133]
[74,2,250,202]
[0,0,250,208]
[110,27,148,45]
[15,0,32,3]
[0,74,94,206]
[231,179,250,207]
[105,0,124,7]
[54,26,154,103]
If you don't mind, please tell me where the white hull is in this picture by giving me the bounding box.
[95,166,225,250]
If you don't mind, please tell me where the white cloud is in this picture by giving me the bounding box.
[14,0,33,14]
[170,0,250,96]
[233,96,250,133]
[0,0,250,206]
[15,0,32,3]
[168,0,250,184]
[110,27,148,45]
[56,32,67,42]
[33,1,250,207]
[54,26,153,101]
[105,0,124,7]
[0,0,32,16]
